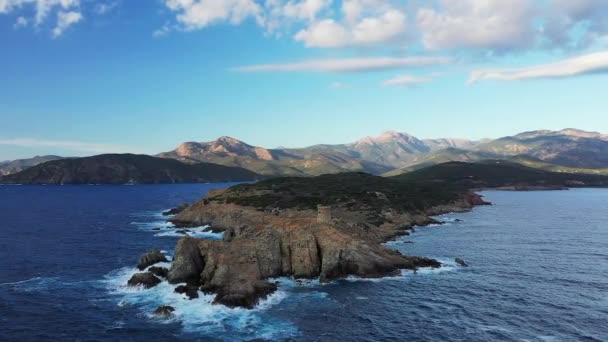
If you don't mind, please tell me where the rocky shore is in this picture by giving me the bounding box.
[128,172,490,309]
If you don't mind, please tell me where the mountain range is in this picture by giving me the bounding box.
[2,128,607,182]
[156,128,608,176]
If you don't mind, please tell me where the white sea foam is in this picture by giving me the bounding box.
[343,260,458,284]
[153,227,223,239]
[101,266,298,340]
[267,276,322,288]
[130,211,224,240]
[0,277,55,287]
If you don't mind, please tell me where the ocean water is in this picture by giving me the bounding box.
[1,185,607,341]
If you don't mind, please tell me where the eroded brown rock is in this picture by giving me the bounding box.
[167,203,442,308]
[167,237,204,284]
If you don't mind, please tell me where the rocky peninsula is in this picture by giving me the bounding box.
[127,161,608,310]
[130,171,491,309]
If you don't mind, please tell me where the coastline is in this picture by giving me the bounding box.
[127,184,490,310]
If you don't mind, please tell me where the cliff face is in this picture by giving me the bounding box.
[167,203,441,308]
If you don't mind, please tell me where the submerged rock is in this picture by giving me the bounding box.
[455,258,468,267]
[137,249,167,270]
[153,305,175,318]
[127,272,161,288]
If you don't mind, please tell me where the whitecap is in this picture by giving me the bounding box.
[101,266,298,341]
[0,276,53,287]
[153,226,223,240]
[268,276,321,288]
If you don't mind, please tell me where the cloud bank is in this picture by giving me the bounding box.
[0,138,134,154]
[234,56,452,73]
[470,50,608,82]
[381,74,432,88]
[3,0,608,54]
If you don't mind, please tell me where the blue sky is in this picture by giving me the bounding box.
[1,0,608,160]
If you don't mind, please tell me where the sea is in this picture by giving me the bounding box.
[1,184,607,341]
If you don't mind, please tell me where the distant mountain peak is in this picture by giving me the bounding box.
[513,128,608,141]
[215,136,248,145]
[167,136,275,162]
[354,131,417,146]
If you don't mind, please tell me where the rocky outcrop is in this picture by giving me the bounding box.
[174,284,199,300]
[153,305,175,318]
[148,266,169,278]
[167,237,205,284]
[167,203,441,309]
[128,272,162,288]
[425,193,490,216]
[162,204,189,216]
[137,249,167,270]
[455,258,468,267]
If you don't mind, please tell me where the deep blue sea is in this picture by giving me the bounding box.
[1,185,607,341]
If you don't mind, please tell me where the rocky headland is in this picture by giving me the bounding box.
[127,161,608,311]
[130,172,491,309]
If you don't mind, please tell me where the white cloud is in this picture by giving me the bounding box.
[544,0,608,49]
[160,0,407,48]
[282,0,331,21]
[294,19,350,47]
[52,10,82,37]
[295,5,407,48]
[163,0,262,30]
[469,50,608,82]
[381,74,431,88]
[0,138,133,154]
[152,0,608,51]
[416,0,537,51]
[1,0,83,36]
[234,56,451,73]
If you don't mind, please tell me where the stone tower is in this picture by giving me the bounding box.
[317,205,332,224]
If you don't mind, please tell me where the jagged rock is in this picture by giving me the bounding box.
[127,272,161,288]
[455,258,468,267]
[153,305,175,318]
[163,204,188,216]
[148,266,169,278]
[176,229,191,235]
[137,249,167,270]
[166,204,443,309]
[214,280,277,309]
[174,284,199,300]
[168,237,205,284]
